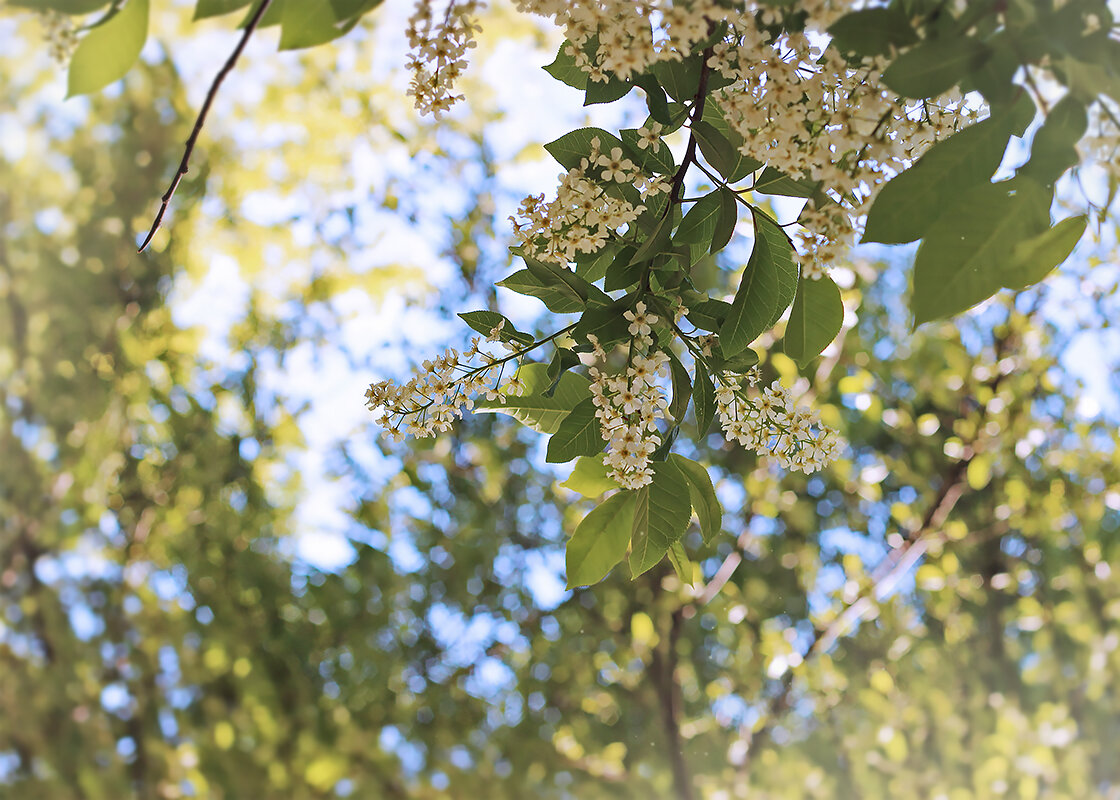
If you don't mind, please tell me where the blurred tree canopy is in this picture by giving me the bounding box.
[3,2,1120,799]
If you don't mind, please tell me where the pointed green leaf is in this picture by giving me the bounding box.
[544,128,625,171]
[66,0,149,97]
[629,461,691,578]
[667,351,692,422]
[11,0,110,13]
[719,209,798,356]
[497,270,584,313]
[585,73,632,105]
[668,454,722,544]
[474,363,591,433]
[560,456,619,497]
[711,188,739,254]
[458,311,534,346]
[686,299,731,332]
[279,0,369,49]
[827,7,919,56]
[693,360,716,436]
[546,397,603,463]
[692,120,763,183]
[621,128,675,175]
[544,42,587,90]
[667,543,696,585]
[911,179,1051,325]
[572,296,634,349]
[753,167,821,199]
[863,95,1035,244]
[674,191,723,245]
[998,214,1086,290]
[566,492,637,588]
[783,274,844,367]
[881,36,986,99]
[1019,94,1088,188]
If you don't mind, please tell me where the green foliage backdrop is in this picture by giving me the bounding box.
[2,1,1120,798]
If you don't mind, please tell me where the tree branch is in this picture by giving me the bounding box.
[137,0,273,252]
[650,606,694,800]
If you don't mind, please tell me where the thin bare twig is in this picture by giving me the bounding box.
[137,0,273,252]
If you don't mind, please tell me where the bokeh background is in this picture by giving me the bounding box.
[2,3,1120,798]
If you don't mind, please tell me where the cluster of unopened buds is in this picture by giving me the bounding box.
[365,323,519,441]
[715,368,843,473]
[586,302,672,489]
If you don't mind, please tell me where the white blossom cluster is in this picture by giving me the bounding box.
[364,324,519,441]
[507,0,976,277]
[586,302,671,489]
[39,9,77,65]
[511,136,664,264]
[715,368,844,473]
[515,0,727,82]
[708,7,976,277]
[404,0,484,117]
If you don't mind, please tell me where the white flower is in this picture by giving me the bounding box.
[624,301,659,338]
[636,123,663,153]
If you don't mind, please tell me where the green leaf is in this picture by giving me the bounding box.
[572,296,634,349]
[560,456,619,497]
[881,36,987,99]
[629,461,692,578]
[686,299,731,332]
[457,311,534,347]
[998,215,1087,290]
[544,347,583,398]
[669,454,722,544]
[474,363,591,433]
[719,209,798,356]
[279,0,370,49]
[13,0,111,13]
[827,8,919,56]
[667,542,695,585]
[863,95,1035,245]
[627,210,667,270]
[713,345,760,374]
[692,121,763,183]
[633,73,672,125]
[753,167,821,199]
[574,244,617,283]
[673,191,723,246]
[620,128,675,175]
[544,42,587,90]
[66,0,149,98]
[911,179,1051,325]
[546,397,603,463]
[237,0,284,29]
[497,270,584,314]
[711,188,739,254]
[1019,94,1088,188]
[522,255,609,307]
[585,72,632,105]
[783,274,844,367]
[667,351,692,422]
[566,492,636,588]
[544,128,625,172]
[693,360,716,436]
[650,55,702,102]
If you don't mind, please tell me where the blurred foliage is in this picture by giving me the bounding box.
[2,6,1120,800]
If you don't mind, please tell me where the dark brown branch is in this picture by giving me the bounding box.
[137,0,273,252]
